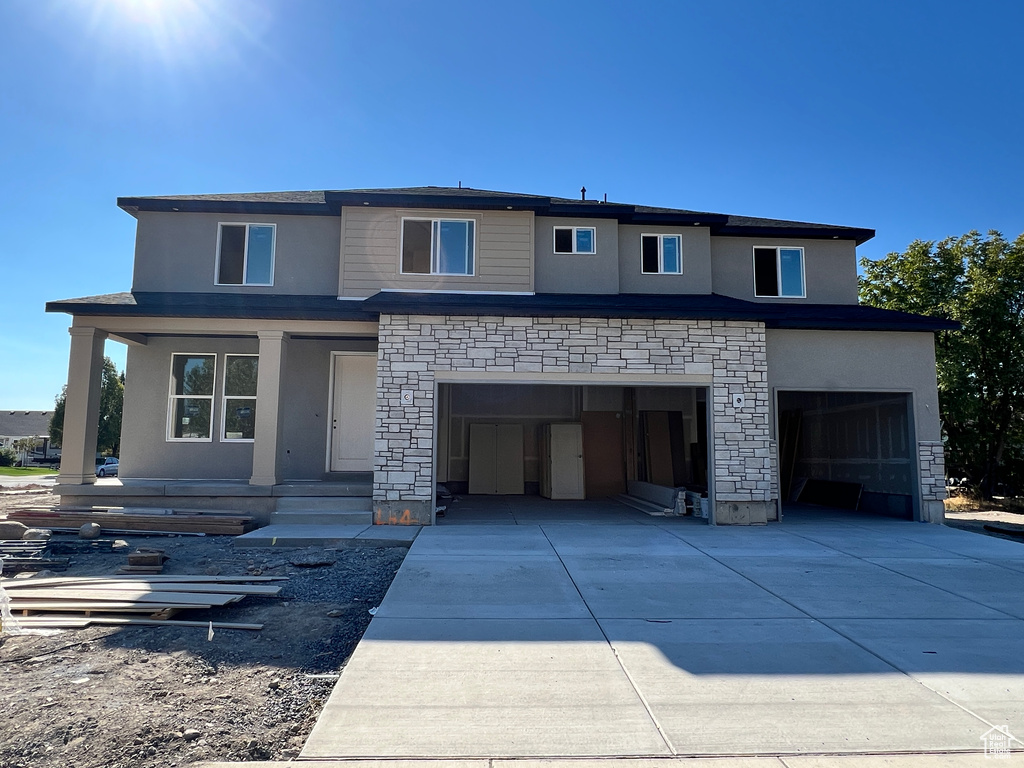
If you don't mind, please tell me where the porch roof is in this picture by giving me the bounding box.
[46,291,959,333]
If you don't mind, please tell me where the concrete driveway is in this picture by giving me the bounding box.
[301,503,1024,760]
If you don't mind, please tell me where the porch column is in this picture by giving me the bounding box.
[57,326,107,485]
[250,330,289,486]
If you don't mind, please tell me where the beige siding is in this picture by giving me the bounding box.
[339,207,534,296]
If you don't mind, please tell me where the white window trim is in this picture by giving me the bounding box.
[640,233,683,275]
[553,226,597,255]
[214,222,277,287]
[166,353,217,443]
[752,245,806,298]
[221,354,258,443]
[399,217,477,277]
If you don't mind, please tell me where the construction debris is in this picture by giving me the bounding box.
[0,574,287,632]
[8,508,256,535]
[0,539,69,573]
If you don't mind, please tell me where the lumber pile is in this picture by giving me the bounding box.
[0,540,69,573]
[0,574,286,631]
[7,508,256,536]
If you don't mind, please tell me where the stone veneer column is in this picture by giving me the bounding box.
[918,440,947,523]
[57,326,108,485]
[250,330,289,487]
[373,314,776,525]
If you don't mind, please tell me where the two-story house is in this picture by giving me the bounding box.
[47,187,955,526]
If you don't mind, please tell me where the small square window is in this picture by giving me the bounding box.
[553,226,596,254]
[753,246,805,297]
[401,218,475,275]
[640,234,682,274]
[217,224,276,285]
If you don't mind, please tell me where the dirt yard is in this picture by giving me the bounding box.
[0,488,407,768]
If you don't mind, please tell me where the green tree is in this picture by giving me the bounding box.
[860,231,1024,498]
[48,357,125,456]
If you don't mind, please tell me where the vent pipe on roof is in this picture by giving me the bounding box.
[603,193,607,203]
[580,186,586,200]
[458,181,462,189]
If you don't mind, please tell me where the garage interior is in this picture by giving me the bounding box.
[436,383,710,516]
[777,391,916,519]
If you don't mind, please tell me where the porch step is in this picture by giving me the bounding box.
[269,510,372,525]
[275,496,371,512]
[233,523,421,548]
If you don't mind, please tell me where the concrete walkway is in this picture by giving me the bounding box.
[300,502,1024,760]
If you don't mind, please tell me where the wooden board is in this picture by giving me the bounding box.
[43,582,281,595]
[1,575,286,587]
[5,588,244,605]
[8,602,215,612]
[11,615,263,630]
[582,411,626,499]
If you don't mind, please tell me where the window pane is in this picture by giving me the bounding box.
[575,228,595,254]
[172,398,211,439]
[225,356,258,397]
[641,235,660,273]
[754,248,779,296]
[245,226,274,284]
[224,398,256,440]
[171,355,215,396]
[402,220,431,273]
[662,236,681,273]
[554,227,573,253]
[437,220,471,274]
[218,225,245,284]
[779,248,804,296]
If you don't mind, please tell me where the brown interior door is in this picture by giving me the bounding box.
[582,411,626,499]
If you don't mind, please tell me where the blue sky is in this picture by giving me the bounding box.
[1,0,1022,409]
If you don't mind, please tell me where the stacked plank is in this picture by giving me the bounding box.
[0,575,286,631]
[7,508,256,535]
[0,540,68,572]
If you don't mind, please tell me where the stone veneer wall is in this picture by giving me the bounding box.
[373,314,775,525]
[918,440,947,523]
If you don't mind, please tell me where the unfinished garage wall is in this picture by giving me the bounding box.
[374,314,774,524]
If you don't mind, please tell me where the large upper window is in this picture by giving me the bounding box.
[222,355,258,441]
[168,354,216,441]
[401,218,475,275]
[554,226,596,254]
[754,246,805,297]
[217,223,275,285]
[641,234,682,274]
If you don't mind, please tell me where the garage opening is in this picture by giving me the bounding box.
[777,391,915,519]
[436,383,710,519]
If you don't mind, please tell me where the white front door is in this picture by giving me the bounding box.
[330,353,377,472]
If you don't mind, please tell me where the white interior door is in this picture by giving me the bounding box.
[330,353,377,472]
[550,423,585,499]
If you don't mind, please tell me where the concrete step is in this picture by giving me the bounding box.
[232,523,421,548]
[269,510,372,526]
[273,482,372,497]
[275,496,371,512]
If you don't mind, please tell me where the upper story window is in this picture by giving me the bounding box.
[554,226,596,254]
[401,218,475,276]
[168,354,216,441]
[641,234,682,274]
[216,223,276,286]
[754,246,805,297]
[222,355,258,441]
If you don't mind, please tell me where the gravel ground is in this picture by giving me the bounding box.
[0,494,408,768]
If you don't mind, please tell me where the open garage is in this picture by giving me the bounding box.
[435,382,711,518]
[777,390,916,518]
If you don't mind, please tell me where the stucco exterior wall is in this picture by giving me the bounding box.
[617,225,713,294]
[339,207,534,296]
[130,211,341,295]
[120,336,259,479]
[374,314,774,524]
[534,216,619,294]
[711,237,859,304]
